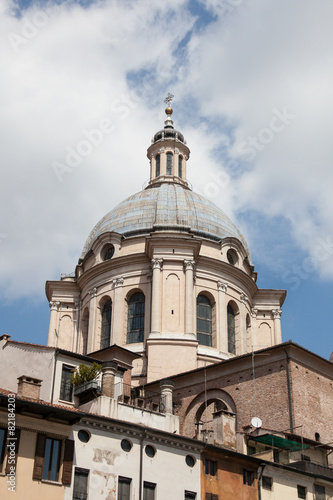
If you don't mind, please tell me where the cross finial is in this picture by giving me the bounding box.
[164,93,174,106]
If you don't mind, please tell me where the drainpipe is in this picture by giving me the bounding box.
[50,348,58,404]
[283,347,294,432]
[139,431,146,500]
[258,464,266,500]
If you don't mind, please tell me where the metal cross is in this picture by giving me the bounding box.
[164,93,174,106]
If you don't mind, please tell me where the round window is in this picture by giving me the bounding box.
[145,445,156,458]
[227,249,238,265]
[102,244,115,261]
[185,455,196,467]
[121,439,133,452]
[78,430,90,443]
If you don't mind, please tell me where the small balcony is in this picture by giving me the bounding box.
[74,380,102,404]
[114,382,166,413]
[289,460,333,481]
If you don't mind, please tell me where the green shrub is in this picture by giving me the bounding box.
[71,362,102,386]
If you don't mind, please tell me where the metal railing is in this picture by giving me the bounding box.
[114,382,165,413]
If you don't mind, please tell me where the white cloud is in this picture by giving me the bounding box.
[1,0,333,306]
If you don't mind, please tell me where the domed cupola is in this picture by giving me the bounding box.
[147,94,190,189]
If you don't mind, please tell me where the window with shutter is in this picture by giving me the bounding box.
[62,439,75,485]
[73,467,89,500]
[118,476,131,500]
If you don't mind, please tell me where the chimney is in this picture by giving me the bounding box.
[17,376,42,400]
[159,379,175,414]
[101,361,118,398]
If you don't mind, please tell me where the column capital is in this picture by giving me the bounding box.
[88,287,97,298]
[49,301,60,311]
[151,258,163,270]
[184,259,195,271]
[217,281,228,293]
[240,293,248,304]
[251,308,258,318]
[272,309,282,319]
[112,277,124,288]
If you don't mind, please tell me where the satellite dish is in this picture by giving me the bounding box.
[251,417,262,428]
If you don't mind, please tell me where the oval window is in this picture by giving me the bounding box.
[78,430,90,443]
[185,455,196,467]
[102,244,115,261]
[121,439,133,452]
[145,445,156,458]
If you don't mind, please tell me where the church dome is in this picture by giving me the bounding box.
[81,182,251,260]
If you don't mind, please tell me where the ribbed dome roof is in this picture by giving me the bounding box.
[81,183,250,260]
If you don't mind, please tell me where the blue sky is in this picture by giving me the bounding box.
[1,0,333,359]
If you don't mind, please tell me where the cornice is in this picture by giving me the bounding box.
[77,253,150,290]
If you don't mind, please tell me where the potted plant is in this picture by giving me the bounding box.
[72,362,102,402]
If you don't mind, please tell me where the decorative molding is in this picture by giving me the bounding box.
[159,147,165,153]
[112,277,124,288]
[183,260,195,271]
[151,258,163,270]
[49,301,60,311]
[175,148,179,154]
[240,293,248,304]
[251,308,258,319]
[217,281,228,293]
[272,309,282,319]
[88,287,97,298]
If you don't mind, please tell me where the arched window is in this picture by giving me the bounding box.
[127,292,145,343]
[155,154,160,177]
[197,295,212,346]
[178,155,183,177]
[227,304,236,354]
[100,300,112,349]
[166,153,173,175]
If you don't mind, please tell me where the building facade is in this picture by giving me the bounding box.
[46,106,285,384]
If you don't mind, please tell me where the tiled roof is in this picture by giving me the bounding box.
[81,183,250,260]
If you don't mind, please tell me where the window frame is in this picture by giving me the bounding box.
[227,304,236,354]
[262,475,273,490]
[100,299,112,350]
[127,292,145,344]
[197,294,213,347]
[297,485,307,499]
[73,467,89,500]
[33,433,74,486]
[0,427,7,473]
[166,152,173,175]
[155,154,160,177]
[243,468,255,486]
[143,481,156,500]
[118,476,132,500]
[205,458,217,476]
[59,364,74,402]
[178,155,183,177]
[42,437,62,482]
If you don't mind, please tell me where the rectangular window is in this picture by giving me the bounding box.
[273,449,280,463]
[205,494,218,500]
[60,365,74,402]
[33,434,74,485]
[205,459,217,476]
[297,485,307,499]
[118,477,131,500]
[243,469,255,486]
[315,485,325,500]
[185,492,196,500]
[143,481,156,500]
[43,437,61,481]
[73,468,89,500]
[301,454,311,462]
[262,476,272,490]
[0,428,7,473]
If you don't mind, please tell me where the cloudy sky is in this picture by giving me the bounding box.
[1,0,332,359]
